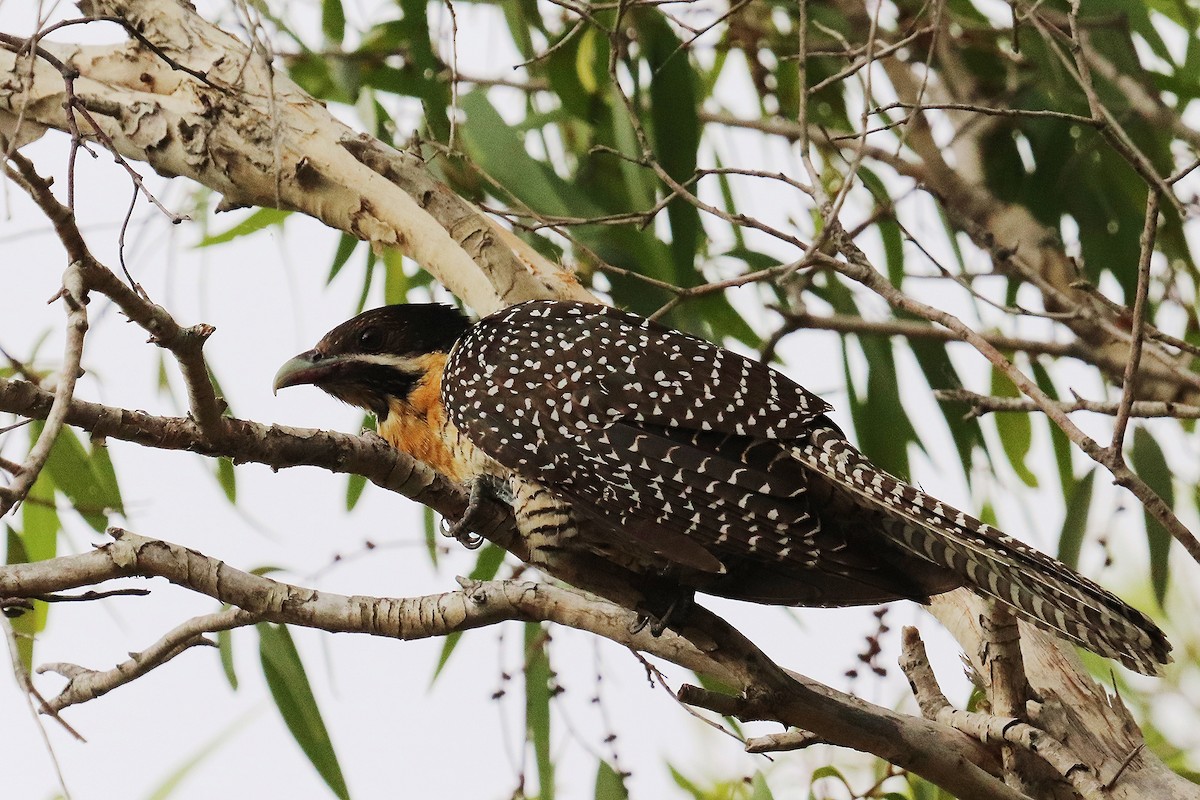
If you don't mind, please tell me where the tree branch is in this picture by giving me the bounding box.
[0,527,1026,800]
[0,262,86,517]
[0,0,592,315]
[900,626,1104,799]
[934,389,1200,420]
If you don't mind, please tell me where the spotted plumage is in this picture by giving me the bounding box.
[276,299,1172,675]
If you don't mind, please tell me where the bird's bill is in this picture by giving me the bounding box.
[273,350,336,394]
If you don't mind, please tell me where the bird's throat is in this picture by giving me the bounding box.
[377,353,482,483]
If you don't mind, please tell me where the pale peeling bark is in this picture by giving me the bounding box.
[0,0,592,315]
[931,593,1197,800]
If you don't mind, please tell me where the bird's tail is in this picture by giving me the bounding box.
[797,426,1172,675]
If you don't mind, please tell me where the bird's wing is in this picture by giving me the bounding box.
[442,301,943,598]
[444,300,831,441]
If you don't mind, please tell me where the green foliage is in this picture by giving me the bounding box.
[667,765,775,800]
[217,627,238,690]
[9,0,1198,796]
[258,624,350,800]
[593,761,629,800]
[29,422,123,533]
[525,621,555,800]
[1130,428,1175,607]
[5,526,45,671]
[195,208,291,247]
[1057,468,1097,571]
[989,364,1038,488]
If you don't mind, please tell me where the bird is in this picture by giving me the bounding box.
[274,299,1172,675]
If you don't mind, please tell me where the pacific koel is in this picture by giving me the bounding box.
[275,299,1171,675]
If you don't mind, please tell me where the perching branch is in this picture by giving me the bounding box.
[0,527,1026,800]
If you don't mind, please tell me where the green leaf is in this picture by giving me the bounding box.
[382,248,408,305]
[32,422,123,532]
[423,506,438,566]
[257,623,350,800]
[575,27,606,95]
[396,0,453,141]
[195,208,290,247]
[460,90,580,217]
[811,765,852,791]
[909,337,982,478]
[215,457,237,504]
[594,761,628,800]
[1057,469,1096,570]
[345,473,367,511]
[843,335,917,481]
[346,412,376,510]
[668,765,705,799]
[748,772,775,800]
[321,0,346,45]
[5,527,41,671]
[328,234,360,283]
[1031,359,1074,499]
[217,627,238,690]
[356,249,377,314]
[430,544,506,683]
[21,471,59,564]
[858,168,905,287]
[525,621,554,800]
[989,365,1038,487]
[1130,428,1174,606]
[637,10,702,285]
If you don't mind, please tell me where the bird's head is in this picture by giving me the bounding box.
[273,304,471,418]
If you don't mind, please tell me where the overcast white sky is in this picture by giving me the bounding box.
[1,3,1192,799]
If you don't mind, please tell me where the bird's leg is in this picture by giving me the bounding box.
[441,476,505,550]
[630,583,696,637]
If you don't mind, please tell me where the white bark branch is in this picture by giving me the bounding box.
[0,527,1027,800]
[0,0,594,315]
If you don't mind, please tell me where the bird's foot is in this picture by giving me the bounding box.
[629,589,694,637]
[440,477,494,550]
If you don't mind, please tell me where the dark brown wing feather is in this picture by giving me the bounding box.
[443,300,959,605]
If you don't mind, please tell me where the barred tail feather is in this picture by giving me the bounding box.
[798,427,1172,675]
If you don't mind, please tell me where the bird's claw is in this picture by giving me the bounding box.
[629,591,693,637]
[440,478,490,550]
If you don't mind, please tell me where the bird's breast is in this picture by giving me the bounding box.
[377,367,500,484]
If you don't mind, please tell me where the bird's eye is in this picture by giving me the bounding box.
[359,329,381,351]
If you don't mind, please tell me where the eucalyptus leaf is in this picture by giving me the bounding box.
[257,623,350,800]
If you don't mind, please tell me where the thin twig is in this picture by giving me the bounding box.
[0,262,87,517]
[40,606,259,712]
[5,153,225,440]
[2,614,84,753]
[935,389,1200,420]
[1108,190,1159,463]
